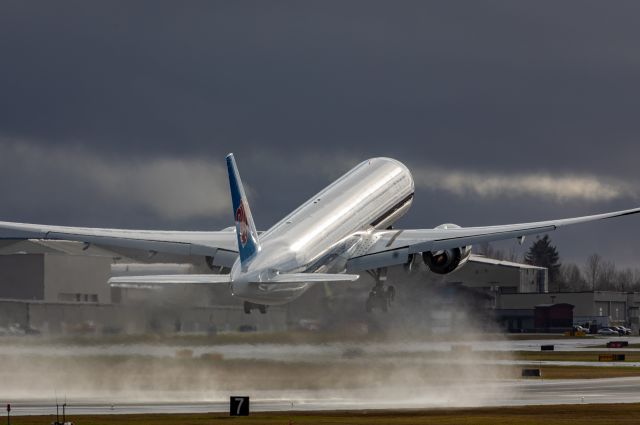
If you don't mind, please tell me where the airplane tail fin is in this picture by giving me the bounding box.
[226,153,260,267]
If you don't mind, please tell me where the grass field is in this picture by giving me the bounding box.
[530,365,640,379]
[512,350,640,362]
[6,404,640,425]
[0,331,513,347]
[0,331,602,347]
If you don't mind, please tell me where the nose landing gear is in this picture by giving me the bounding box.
[365,268,395,313]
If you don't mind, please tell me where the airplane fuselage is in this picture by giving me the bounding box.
[2,153,638,311]
[230,157,415,305]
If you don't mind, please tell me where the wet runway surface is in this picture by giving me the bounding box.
[8,376,640,415]
[4,335,640,416]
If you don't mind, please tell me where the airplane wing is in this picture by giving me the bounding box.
[0,220,238,266]
[346,207,640,272]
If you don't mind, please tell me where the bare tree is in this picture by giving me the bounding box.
[597,260,616,290]
[584,253,602,291]
[632,269,640,291]
[617,268,634,292]
[558,263,586,291]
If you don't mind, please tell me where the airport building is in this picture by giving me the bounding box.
[0,239,638,335]
[0,240,287,334]
[0,239,115,303]
[495,290,637,332]
[445,255,640,333]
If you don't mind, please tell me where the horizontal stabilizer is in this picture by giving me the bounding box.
[260,273,360,283]
[109,272,359,288]
[109,274,231,287]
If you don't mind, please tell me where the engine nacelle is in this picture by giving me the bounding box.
[422,223,472,275]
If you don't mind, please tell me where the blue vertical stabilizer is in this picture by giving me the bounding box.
[226,153,260,266]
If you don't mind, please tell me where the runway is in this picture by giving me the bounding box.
[4,335,640,416]
[7,376,640,416]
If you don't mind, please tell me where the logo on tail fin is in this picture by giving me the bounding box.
[235,201,249,247]
[226,153,260,266]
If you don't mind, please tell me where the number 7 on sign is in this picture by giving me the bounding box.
[234,398,244,415]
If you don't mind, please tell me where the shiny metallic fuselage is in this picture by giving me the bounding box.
[230,157,415,305]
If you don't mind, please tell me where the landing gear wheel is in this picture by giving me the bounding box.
[381,297,388,312]
[386,285,396,302]
[365,268,396,313]
[259,304,268,314]
[243,301,252,314]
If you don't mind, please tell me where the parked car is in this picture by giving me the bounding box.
[611,326,630,336]
[597,327,619,336]
[574,325,590,334]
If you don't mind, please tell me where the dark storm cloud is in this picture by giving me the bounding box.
[1,1,640,265]
[2,1,640,167]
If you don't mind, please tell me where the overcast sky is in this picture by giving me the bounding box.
[1,1,639,267]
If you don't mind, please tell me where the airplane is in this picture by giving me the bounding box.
[0,154,638,313]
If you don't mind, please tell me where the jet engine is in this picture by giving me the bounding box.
[422,223,472,275]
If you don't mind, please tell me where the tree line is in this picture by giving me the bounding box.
[556,254,640,292]
[478,235,640,292]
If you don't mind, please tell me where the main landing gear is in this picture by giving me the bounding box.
[244,301,268,314]
[365,268,395,313]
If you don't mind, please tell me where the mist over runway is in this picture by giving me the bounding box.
[2,336,640,359]
[8,376,640,416]
[3,335,640,416]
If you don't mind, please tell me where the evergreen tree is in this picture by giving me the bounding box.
[525,234,561,284]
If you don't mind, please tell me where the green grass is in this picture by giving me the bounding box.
[534,365,640,379]
[505,334,595,340]
[511,350,640,362]
[6,331,594,347]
